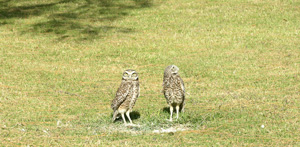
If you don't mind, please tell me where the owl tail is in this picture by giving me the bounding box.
[180,101,185,113]
[112,111,118,122]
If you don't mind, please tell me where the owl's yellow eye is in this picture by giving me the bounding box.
[124,73,129,76]
[132,73,137,77]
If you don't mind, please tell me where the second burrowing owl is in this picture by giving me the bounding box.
[111,69,140,125]
[163,65,185,121]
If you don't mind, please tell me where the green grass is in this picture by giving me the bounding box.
[1,0,299,146]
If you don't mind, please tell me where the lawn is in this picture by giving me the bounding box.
[0,0,299,146]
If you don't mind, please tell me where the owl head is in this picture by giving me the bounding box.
[165,65,179,76]
[122,69,138,81]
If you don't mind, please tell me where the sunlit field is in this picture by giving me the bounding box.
[0,0,299,146]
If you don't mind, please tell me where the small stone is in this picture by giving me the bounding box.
[57,120,62,127]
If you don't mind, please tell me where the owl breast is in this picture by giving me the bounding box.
[129,81,139,110]
[118,81,139,112]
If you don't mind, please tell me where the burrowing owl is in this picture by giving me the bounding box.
[111,69,140,125]
[163,65,185,121]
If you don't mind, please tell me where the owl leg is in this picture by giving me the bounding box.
[121,112,127,125]
[169,106,173,121]
[126,111,133,124]
[176,105,180,119]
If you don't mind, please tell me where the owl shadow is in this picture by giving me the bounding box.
[129,111,140,120]
[113,111,140,122]
[163,107,170,113]
[162,106,184,114]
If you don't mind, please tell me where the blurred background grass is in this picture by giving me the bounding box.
[0,0,299,146]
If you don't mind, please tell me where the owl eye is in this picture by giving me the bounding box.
[124,73,129,76]
[132,73,137,77]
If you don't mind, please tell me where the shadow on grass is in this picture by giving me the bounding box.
[163,107,170,114]
[0,2,58,18]
[0,0,154,40]
[162,106,185,114]
[130,111,141,120]
[163,106,224,125]
[113,111,140,122]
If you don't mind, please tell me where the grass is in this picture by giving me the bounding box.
[0,0,300,146]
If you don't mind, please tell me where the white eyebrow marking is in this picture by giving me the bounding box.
[126,70,136,74]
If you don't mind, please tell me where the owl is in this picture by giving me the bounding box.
[163,65,185,121]
[111,69,140,125]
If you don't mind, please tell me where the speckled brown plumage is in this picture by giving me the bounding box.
[163,65,185,121]
[111,69,139,125]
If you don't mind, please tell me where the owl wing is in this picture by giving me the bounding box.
[162,74,170,94]
[177,76,186,112]
[136,82,140,98]
[111,82,132,111]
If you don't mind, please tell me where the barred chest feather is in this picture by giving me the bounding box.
[129,81,139,109]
